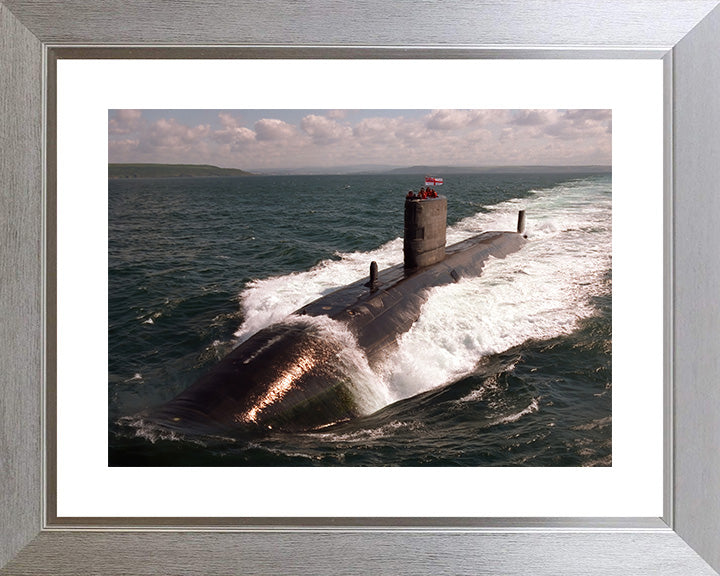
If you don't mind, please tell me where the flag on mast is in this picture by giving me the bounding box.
[425,176,443,186]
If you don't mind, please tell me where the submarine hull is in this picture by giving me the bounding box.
[147,227,527,435]
[149,321,362,434]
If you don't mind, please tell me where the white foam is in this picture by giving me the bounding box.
[493,397,540,426]
[310,420,423,443]
[233,240,402,343]
[282,314,394,415]
[117,416,206,446]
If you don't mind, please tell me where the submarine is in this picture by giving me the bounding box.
[147,193,528,435]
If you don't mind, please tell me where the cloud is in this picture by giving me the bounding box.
[327,110,347,120]
[254,118,299,141]
[353,117,406,143]
[426,110,471,130]
[564,109,611,123]
[142,118,211,151]
[108,138,139,155]
[213,113,256,146]
[300,114,352,144]
[511,109,555,126]
[108,109,611,169]
[115,109,142,122]
[109,109,144,134]
[425,109,495,131]
[218,112,239,128]
[542,110,611,141]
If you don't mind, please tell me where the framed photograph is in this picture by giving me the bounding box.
[105,105,616,473]
[2,2,719,575]
[68,61,653,521]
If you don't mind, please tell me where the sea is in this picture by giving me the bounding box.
[109,172,612,467]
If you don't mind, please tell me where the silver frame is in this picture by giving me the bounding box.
[2,2,719,574]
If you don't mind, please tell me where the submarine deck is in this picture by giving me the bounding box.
[297,230,526,359]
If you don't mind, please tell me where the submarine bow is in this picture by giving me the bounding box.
[147,197,528,435]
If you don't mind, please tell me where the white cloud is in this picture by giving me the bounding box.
[300,114,352,144]
[108,138,139,155]
[115,109,142,122]
[254,118,299,142]
[327,110,347,120]
[108,109,612,169]
[142,118,211,152]
[109,109,144,134]
[425,109,495,131]
[511,109,556,126]
[353,116,398,138]
[218,112,239,128]
[213,113,256,146]
[543,110,611,141]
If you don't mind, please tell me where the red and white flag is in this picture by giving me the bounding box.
[425,176,443,186]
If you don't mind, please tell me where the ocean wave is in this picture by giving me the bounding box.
[492,396,540,426]
[308,419,423,443]
[116,415,208,446]
[571,415,612,431]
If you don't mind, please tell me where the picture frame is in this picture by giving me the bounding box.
[1,1,719,574]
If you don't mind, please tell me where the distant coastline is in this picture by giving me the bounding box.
[109,162,611,179]
[109,163,254,179]
[380,164,611,176]
[245,164,611,176]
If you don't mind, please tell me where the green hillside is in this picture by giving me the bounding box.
[109,163,253,179]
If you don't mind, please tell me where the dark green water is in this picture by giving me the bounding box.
[109,172,611,466]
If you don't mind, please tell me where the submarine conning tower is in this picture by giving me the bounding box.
[404,195,448,269]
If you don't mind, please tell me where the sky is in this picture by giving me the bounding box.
[108,109,611,172]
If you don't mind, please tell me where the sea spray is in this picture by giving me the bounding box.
[233,239,403,343]
[280,315,393,415]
